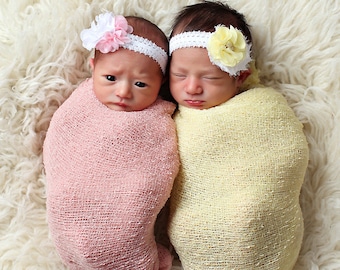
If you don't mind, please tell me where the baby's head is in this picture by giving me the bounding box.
[169,1,253,109]
[81,13,168,111]
[171,1,252,43]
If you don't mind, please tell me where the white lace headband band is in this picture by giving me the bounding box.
[120,34,167,74]
[80,12,167,74]
[169,31,211,52]
[169,25,252,76]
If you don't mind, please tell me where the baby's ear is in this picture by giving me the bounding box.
[236,69,251,87]
[89,58,95,71]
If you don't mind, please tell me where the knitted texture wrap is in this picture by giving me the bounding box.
[43,79,179,269]
[168,87,309,269]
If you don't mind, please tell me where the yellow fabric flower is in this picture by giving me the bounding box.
[207,25,246,67]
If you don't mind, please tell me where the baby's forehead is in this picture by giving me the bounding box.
[97,49,163,76]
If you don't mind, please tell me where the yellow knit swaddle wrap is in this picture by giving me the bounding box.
[168,87,309,269]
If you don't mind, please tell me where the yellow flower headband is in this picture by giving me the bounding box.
[169,25,252,76]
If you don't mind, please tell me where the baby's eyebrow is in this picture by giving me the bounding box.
[171,65,188,72]
[137,72,155,79]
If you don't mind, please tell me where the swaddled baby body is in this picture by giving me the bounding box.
[168,87,309,269]
[44,79,179,269]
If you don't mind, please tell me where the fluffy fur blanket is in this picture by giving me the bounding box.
[0,0,339,269]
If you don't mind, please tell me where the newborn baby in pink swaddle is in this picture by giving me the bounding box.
[43,13,179,269]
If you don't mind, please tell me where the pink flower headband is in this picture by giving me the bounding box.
[80,12,167,74]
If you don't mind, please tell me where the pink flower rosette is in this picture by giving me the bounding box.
[80,12,133,53]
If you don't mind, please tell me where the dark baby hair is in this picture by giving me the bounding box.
[170,1,252,44]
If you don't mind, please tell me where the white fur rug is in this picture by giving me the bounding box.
[1,0,339,269]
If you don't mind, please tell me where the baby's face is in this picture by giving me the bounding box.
[91,49,163,111]
[170,47,243,109]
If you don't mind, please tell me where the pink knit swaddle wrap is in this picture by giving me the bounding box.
[43,79,179,269]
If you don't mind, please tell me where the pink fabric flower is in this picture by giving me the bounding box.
[80,13,133,53]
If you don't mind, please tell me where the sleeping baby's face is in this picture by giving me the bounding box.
[169,47,244,110]
[90,49,163,111]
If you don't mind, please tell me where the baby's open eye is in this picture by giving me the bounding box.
[106,75,116,81]
[135,81,146,88]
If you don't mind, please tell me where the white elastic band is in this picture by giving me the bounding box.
[169,31,211,54]
[122,34,167,74]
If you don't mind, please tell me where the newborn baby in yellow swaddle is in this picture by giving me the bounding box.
[167,2,309,269]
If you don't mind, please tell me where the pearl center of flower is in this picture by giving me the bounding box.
[226,41,234,50]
